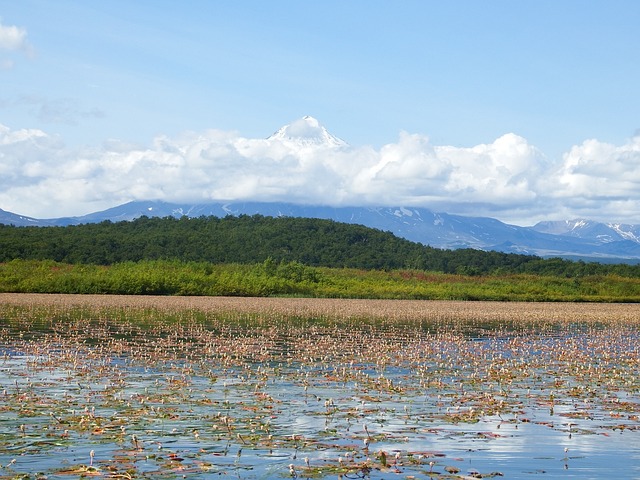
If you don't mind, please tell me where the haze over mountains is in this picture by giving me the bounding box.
[2,201,640,263]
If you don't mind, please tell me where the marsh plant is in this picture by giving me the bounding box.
[0,295,638,478]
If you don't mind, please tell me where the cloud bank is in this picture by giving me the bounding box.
[1,118,639,226]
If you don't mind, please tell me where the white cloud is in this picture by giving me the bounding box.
[438,133,544,204]
[1,119,640,225]
[0,20,33,68]
[537,136,640,221]
[0,22,28,50]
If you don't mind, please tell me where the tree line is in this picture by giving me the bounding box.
[1,214,639,277]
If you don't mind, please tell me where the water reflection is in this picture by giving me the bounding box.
[0,307,638,479]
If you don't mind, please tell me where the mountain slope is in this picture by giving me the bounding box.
[532,219,640,243]
[0,208,56,227]
[3,200,638,262]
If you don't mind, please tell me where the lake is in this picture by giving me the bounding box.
[0,294,638,478]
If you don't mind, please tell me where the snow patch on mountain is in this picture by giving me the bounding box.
[609,223,640,242]
[393,207,415,218]
[572,220,588,230]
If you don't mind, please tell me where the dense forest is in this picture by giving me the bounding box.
[1,214,639,278]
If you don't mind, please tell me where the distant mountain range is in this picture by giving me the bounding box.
[3,200,640,263]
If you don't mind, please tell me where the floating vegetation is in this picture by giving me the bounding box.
[0,294,638,478]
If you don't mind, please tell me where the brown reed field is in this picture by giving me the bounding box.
[2,293,639,323]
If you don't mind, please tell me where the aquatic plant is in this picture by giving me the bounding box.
[0,295,637,478]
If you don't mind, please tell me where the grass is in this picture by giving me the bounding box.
[1,259,639,301]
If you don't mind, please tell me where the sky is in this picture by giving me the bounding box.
[1,1,640,226]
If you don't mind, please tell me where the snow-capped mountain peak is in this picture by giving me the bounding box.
[532,219,593,235]
[532,218,640,247]
[268,116,347,148]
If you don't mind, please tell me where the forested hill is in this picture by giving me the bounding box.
[1,215,638,276]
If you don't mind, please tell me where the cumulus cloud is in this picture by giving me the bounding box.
[0,22,28,50]
[0,20,34,69]
[538,136,640,221]
[1,118,639,225]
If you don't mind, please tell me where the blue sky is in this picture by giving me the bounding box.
[1,1,640,225]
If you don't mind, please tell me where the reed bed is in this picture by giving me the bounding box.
[1,293,639,323]
[0,294,638,479]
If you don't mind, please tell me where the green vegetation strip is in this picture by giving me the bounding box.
[1,259,639,301]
